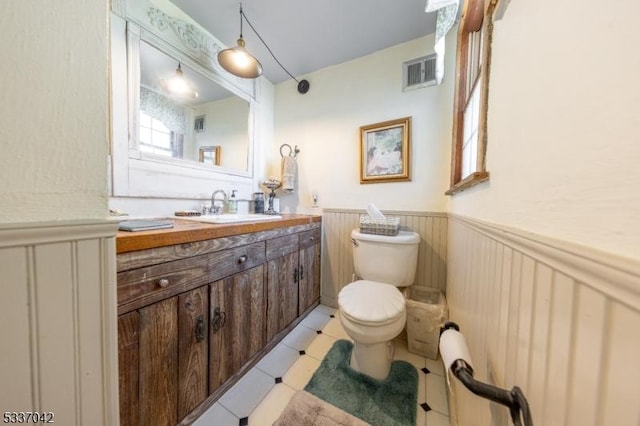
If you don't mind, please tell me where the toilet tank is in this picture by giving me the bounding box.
[351,229,420,287]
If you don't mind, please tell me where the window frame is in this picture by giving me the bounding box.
[446,0,496,195]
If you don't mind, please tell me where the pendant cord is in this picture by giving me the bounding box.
[240,9,300,84]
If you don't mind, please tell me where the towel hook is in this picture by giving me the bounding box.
[280,143,300,158]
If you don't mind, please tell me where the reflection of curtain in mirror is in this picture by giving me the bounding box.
[140,86,186,157]
[425,0,459,84]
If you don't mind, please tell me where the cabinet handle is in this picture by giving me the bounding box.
[299,265,304,280]
[195,315,205,342]
[158,278,170,288]
[237,255,248,264]
[293,267,298,283]
[211,307,226,333]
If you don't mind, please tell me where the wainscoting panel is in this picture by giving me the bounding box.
[321,209,448,307]
[446,215,640,426]
[0,221,119,425]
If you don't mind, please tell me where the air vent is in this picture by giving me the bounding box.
[403,54,437,91]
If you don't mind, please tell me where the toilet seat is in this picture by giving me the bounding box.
[339,280,405,326]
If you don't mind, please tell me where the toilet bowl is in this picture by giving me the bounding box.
[339,280,406,379]
[337,229,420,380]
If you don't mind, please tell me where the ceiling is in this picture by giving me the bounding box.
[170,0,438,84]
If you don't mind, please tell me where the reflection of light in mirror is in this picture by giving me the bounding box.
[159,63,199,100]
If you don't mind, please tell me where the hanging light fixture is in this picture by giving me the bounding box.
[159,63,199,100]
[217,4,310,94]
[217,4,262,79]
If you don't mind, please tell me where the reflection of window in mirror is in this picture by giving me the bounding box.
[199,146,221,165]
[194,115,206,132]
[139,88,187,159]
[139,111,180,157]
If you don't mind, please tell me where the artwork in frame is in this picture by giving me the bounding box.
[198,145,221,165]
[360,117,411,183]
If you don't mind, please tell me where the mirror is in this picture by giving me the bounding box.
[137,40,251,172]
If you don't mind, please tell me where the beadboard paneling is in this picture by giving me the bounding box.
[0,221,119,425]
[321,209,448,307]
[446,215,640,426]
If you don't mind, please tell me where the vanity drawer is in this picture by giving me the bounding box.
[299,228,321,249]
[208,241,266,282]
[266,234,298,261]
[117,254,209,315]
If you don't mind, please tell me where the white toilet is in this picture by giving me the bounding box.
[338,228,420,380]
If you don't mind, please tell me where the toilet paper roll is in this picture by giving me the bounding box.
[439,328,474,373]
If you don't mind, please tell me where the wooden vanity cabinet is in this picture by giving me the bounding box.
[265,227,321,341]
[209,264,266,391]
[118,286,208,426]
[117,221,321,425]
[298,228,322,314]
[266,234,300,341]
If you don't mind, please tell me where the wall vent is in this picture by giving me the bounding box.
[403,54,437,91]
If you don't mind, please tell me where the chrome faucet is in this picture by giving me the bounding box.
[209,190,228,214]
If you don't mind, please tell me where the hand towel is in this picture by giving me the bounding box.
[281,155,297,193]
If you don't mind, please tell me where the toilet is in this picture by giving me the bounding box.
[338,228,420,380]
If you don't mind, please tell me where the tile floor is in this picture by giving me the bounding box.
[193,304,451,426]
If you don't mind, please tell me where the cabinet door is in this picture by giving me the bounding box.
[266,249,298,342]
[139,297,178,426]
[120,287,209,426]
[209,265,266,393]
[298,241,321,314]
[118,311,139,426]
[177,286,209,420]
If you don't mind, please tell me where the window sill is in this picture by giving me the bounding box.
[445,171,490,195]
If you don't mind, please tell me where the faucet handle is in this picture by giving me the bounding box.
[211,205,223,215]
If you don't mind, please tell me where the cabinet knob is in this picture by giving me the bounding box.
[237,255,248,264]
[310,236,315,241]
[158,278,170,288]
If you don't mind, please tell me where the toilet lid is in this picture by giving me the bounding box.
[338,280,405,326]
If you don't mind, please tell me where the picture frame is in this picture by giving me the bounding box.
[360,117,411,183]
[198,145,221,165]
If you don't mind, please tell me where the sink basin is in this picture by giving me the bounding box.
[174,214,282,224]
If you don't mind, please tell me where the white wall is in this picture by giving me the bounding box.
[273,33,455,214]
[194,96,249,171]
[0,1,110,222]
[449,0,640,261]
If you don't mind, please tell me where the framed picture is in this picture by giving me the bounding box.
[360,117,411,183]
[198,145,221,165]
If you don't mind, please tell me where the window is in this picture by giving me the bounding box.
[446,0,496,195]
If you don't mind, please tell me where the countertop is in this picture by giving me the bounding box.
[116,214,322,254]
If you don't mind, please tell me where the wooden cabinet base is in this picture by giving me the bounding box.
[117,221,321,426]
[177,301,319,426]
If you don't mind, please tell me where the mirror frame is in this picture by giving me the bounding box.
[111,0,263,199]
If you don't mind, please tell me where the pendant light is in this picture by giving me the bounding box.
[159,63,199,100]
[217,5,263,79]
[217,4,310,94]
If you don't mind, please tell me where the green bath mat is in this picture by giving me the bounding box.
[304,340,418,426]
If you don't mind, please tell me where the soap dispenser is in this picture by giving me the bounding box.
[228,190,238,213]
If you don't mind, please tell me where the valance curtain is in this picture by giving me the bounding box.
[425,0,459,84]
[139,86,186,134]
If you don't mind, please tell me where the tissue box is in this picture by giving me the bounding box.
[359,215,400,236]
